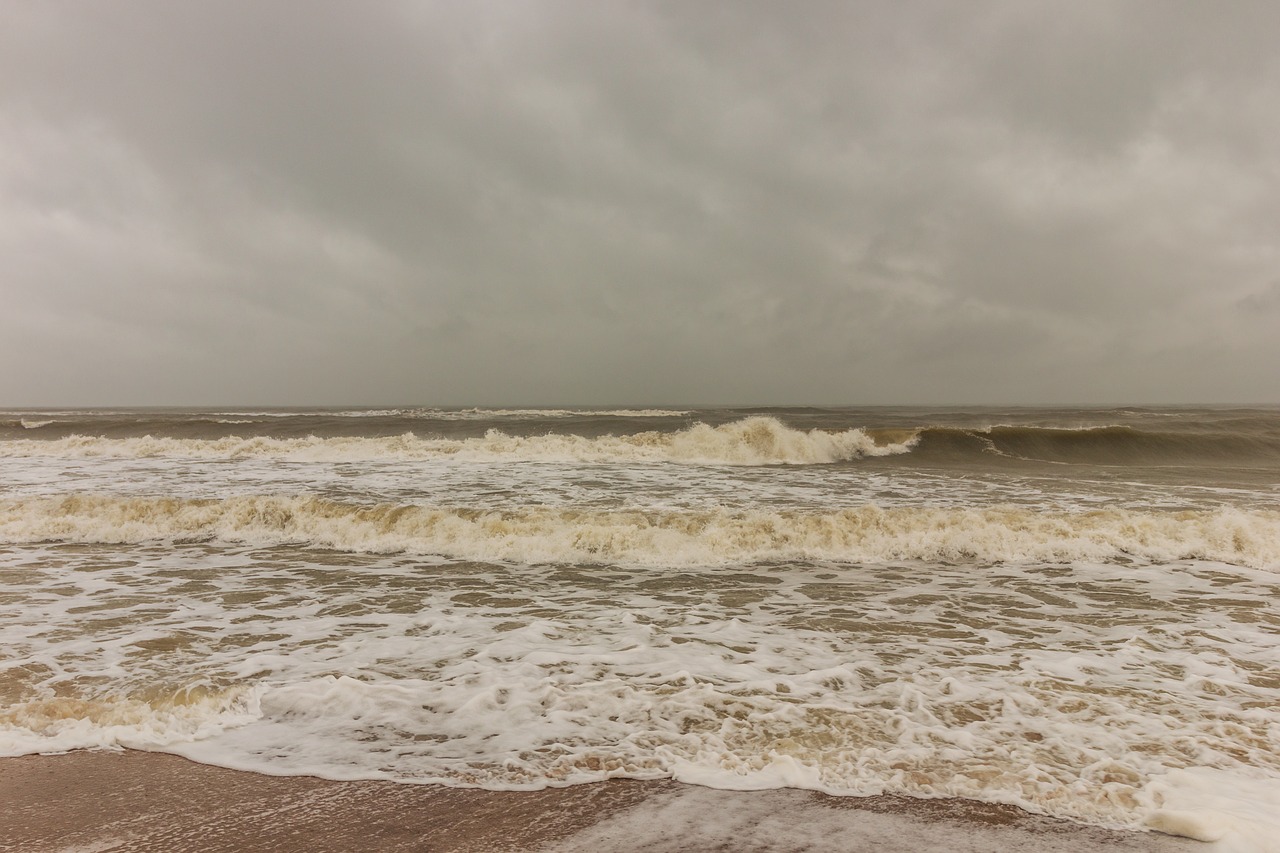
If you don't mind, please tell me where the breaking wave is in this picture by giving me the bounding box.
[7,415,1280,469]
[3,494,1277,568]
[0,417,908,465]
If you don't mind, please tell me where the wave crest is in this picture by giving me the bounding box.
[0,417,909,465]
[3,495,1276,568]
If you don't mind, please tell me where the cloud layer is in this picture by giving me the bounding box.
[3,1,1278,405]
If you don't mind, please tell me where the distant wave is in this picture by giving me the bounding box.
[3,495,1276,568]
[7,417,1279,467]
[127,407,689,420]
[441,407,690,419]
[0,417,908,465]
[0,419,56,430]
[197,408,690,419]
[871,424,1280,465]
[0,407,691,434]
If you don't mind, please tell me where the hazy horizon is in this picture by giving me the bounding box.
[6,400,1280,413]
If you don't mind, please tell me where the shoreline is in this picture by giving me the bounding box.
[1,750,1201,852]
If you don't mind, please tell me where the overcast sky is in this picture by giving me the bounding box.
[3,1,1278,406]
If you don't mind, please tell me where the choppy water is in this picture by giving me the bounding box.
[2,406,1278,849]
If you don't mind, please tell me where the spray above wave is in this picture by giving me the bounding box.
[0,417,908,465]
[4,494,1277,568]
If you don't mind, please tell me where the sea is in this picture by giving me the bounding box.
[2,406,1278,849]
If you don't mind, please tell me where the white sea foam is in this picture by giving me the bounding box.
[4,543,1278,848]
[0,685,264,756]
[2,494,1277,568]
[1141,769,1280,852]
[0,417,908,465]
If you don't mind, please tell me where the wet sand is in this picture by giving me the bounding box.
[1,751,1201,852]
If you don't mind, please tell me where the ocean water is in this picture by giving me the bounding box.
[2,406,1278,848]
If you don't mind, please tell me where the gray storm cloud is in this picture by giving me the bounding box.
[2,1,1277,405]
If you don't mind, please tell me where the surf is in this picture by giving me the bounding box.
[3,494,1277,568]
[0,417,912,465]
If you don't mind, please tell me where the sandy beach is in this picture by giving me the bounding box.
[1,751,1201,853]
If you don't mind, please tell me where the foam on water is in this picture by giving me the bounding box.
[1141,769,1280,852]
[2,495,1278,568]
[0,686,264,755]
[3,544,1278,847]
